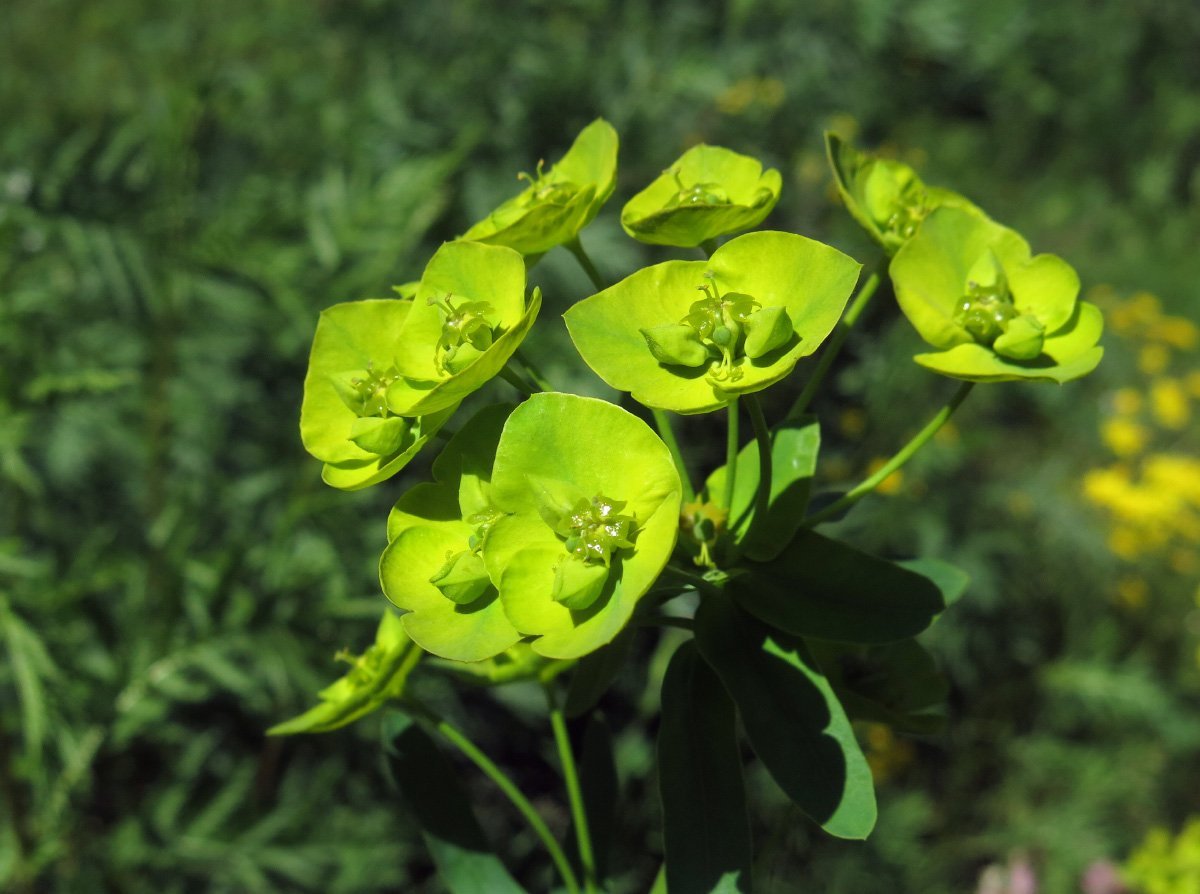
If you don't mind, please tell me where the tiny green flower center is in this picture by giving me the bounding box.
[347,362,400,418]
[955,278,1018,346]
[684,276,758,382]
[665,168,730,208]
[553,494,637,566]
[516,159,579,206]
[429,293,497,375]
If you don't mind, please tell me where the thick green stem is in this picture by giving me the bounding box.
[652,408,695,503]
[499,363,537,397]
[744,394,772,544]
[546,688,598,893]
[566,237,608,292]
[659,564,723,598]
[424,709,581,894]
[802,380,974,527]
[788,257,886,418]
[722,398,740,516]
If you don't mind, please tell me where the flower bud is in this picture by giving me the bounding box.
[641,323,711,367]
[429,549,492,605]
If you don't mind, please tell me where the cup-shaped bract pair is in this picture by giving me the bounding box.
[461,118,619,257]
[890,207,1104,382]
[300,241,540,489]
[565,231,862,413]
[826,132,984,256]
[621,144,782,247]
[381,395,683,661]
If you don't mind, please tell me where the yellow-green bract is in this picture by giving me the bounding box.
[890,206,1104,382]
[461,118,619,257]
[620,144,781,247]
[380,396,682,661]
[825,132,985,255]
[565,231,861,413]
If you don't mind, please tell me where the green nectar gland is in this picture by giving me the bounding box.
[553,494,638,567]
[663,167,730,208]
[516,159,579,206]
[953,252,1017,345]
[428,293,497,376]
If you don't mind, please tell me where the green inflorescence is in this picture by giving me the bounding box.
[516,159,579,206]
[664,168,730,208]
[428,293,497,375]
[955,274,1018,346]
[341,362,401,418]
[553,494,638,566]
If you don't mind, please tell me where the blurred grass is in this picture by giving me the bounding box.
[1,0,1198,891]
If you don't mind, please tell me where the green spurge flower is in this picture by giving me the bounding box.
[379,404,523,662]
[826,132,985,255]
[385,239,542,416]
[621,144,782,247]
[300,298,457,491]
[889,206,1104,382]
[267,611,416,735]
[482,393,682,659]
[565,231,861,413]
[461,118,618,257]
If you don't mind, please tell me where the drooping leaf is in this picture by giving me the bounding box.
[729,530,944,643]
[658,640,754,893]
[382,712,528,894]
[694,594,876,839]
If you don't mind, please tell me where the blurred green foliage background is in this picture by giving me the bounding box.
[2,0,1198,891]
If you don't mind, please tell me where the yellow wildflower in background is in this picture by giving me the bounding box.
[1150,378,1190,430]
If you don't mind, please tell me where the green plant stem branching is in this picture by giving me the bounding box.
[566,237,609,292]
[546,687,599,894]
[499,363,538,397]
[802,380,975,527]
[788,257,886,418]
[659,564,723,598]
[417,705,582,894]
[652,409,695,502]
[744,394,772,544]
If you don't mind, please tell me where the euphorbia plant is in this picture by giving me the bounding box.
[276,121,1102,894]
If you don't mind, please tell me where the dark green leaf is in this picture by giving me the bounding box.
[658,641,753,893]
[897,557,970,610]
[695,595,876,839]
[730,531,944,643]
[576,715,618,882]
[382,712,528,894]
[564,631,634,718]
[808,639,949,735]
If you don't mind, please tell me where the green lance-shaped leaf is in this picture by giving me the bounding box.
[658,641,754,894]
[825,132,986,255]
[897,557,970,612]
[890,206,1104,382]
[484,393,683,659]
[299,299,458,491]
[268,611,416,736]
[383,712,529,894]
[384,240,542,417]
[621,144,781,247]
[728,530,945,644]
[694,594,876,839]
[462,118,619,257]
[381,404,523,662]
[808,638,950,735]
[574,716,619,883]
[704,414,820,560]
[565,231,861,414]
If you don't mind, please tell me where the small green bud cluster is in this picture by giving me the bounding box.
[641,274,793,384]
[953,252,1046,361]
[338,361,400,418]
[553,494,637,566]
[664,168,730,208]
[333,642,389,689]
[680,500,727,568]
[517,159,579,206]
[428,508,504,606]
[864,165,928,242]
[429,293,497,375]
